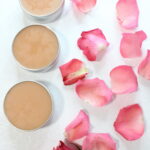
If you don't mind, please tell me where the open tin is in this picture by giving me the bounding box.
[19,0,65,22]
[12,24,60,72]
[3,80,54,131]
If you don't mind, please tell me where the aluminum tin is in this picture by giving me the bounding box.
[19,0,64,22]
[3,80,54,131]
[12,25,60,72]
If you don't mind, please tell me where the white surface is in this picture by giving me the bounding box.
[0,0,150,149]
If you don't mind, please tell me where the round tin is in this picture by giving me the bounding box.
[3,80,54,131]
[12,25,60,72]
[19,0,65,22]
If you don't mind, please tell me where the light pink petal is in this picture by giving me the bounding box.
[138,50,150,80]
[116,0,139,29]
[120,31,147,58]
[53,141,81,150]
[110,65,138,94]
[82,133,117,150]
[76,78,113,107]
[72,0,97,13]
[78,29,109,61]
[65,110,90,141]
[114,104,145,141]
[59,59,88,85]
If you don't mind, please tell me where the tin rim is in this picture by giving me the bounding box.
[19,0,64,18]
[12,24,60,72]
[3,80,54,131]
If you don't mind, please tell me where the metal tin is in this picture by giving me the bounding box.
[3,80,54,131]
[19,0,65,23]
[12,25,60,72]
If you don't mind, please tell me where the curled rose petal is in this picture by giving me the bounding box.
[65,110,90,141]
[72,0,97,13]
[114,104,145,141]
[53,141,81,150]
[116,0,139,29]
[110,65,138,94]
[78,29,109,61]
[59,59,88,85]
[76,78,113,107]
[138,50,150,80]
[120,31,147,58]
[82,133,117,150]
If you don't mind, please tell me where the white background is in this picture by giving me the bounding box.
[0,0,150,149]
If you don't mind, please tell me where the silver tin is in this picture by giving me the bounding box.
[19,0,65,23]
[3,80,54,131]
[12,25,60,72]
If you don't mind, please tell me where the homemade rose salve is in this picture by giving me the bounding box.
[20,0,63,15]
[4,81,53,130]
[13,25,59,70]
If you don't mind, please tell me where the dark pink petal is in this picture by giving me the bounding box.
[110,65,138,94]
[78,29,109,61]
[82,133,117,150]
[116,0,139,29]
[76,78,113,107]
[65,110,90,141]
[138,50,150,80]
[53,141,72,150]
[59,59,88,85]
[114,104,145,141]
[72,0,97,13]
[120,31,147,58]
[53,141,81,150]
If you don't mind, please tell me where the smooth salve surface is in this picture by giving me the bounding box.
[4,81,52,130]
[21,0,62,15]
[13,25,59,69]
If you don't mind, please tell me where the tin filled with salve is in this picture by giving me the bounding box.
[3,80,54,131]
[19,0,64,22]
[12,25,60,72]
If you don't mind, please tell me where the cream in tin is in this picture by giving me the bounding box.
[12,25,60,71]
[19,0,64,22]
[4,81,53,130]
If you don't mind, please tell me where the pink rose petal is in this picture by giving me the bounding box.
[53,141,72,150]
[116,0,139,29]
[110,65,138,94]
[72,0,97,13]
[78,29,109,61]
[76,78,113,107]
[82,133,117,150]
[138,50,150,80]
[65,110,90,141]
[120,31,147,58]
[114,104,145,141]
[53,141,81,150]
[59,59,88,85]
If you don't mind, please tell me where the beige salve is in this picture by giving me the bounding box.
[13,25,59,70]
[21,0,62,16]
[4,81,53,130]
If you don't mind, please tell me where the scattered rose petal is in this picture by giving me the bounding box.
[53,141,81,150]
[78,29,109,61]
[72,0,97,13]
[138,50,150,80]
[76,78,113,107]
[110,65,138,94]
[120,31,147,58]
[116,0,139,29]
[114,104,145,141]
[59,59,88,85]
[65,110,90,141]
[53,141,72,150]
[82,133,117,150]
